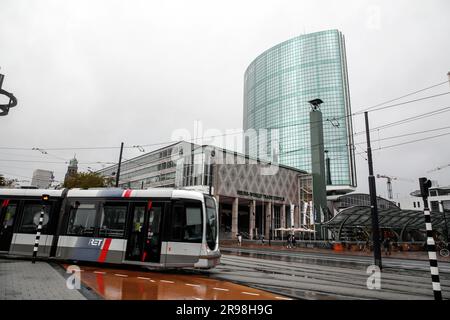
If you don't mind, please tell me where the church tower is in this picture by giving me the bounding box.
[64,155,78,184]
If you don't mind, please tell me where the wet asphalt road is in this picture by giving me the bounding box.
[207,247,450,300]
[63,264,291,300]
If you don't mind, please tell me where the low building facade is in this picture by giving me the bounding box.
[98,141,315,240]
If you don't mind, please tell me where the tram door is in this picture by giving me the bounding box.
[125,201,163,263]
[0,200,18,252]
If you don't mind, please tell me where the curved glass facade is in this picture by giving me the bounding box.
[243,30,356,187]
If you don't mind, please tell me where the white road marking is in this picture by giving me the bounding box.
[114,274,128,277]
[160,280,174,283]
[186,283,200,287]
[275,296,292,300]
[213,287,229,291]
[94,271,106,274]
[241,292,260,296]
[137,277,150,280]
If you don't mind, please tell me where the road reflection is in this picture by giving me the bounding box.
[64,265,291,300]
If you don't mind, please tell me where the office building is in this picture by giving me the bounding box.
[243,30,356,194]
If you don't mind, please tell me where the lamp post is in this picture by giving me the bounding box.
[440,201,449,244]
[209,149,215,195]
[365,112,382,270]
[115,142,124,188]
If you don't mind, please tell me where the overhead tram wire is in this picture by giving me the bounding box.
[0,89,449,153]
[354,125,450,146]
[372,131,450,152]
[358,80,450,112]
[0,83,448,161]
[2,107,450,170]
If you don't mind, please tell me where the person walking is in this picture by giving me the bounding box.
[237,233,242,247]
[383,237,392,256]
[287,234,292,249]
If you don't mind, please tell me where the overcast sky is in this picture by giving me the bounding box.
[0,0,449,198]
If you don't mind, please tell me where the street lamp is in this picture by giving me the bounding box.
[0,73,18,117]
[308,98,323,111]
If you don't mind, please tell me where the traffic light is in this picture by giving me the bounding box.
[419,177,432,199]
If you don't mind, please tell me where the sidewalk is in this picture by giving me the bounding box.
[0,258,86,300]
[220,241,450,263]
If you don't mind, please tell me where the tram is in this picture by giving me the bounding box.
[0,188,220,269]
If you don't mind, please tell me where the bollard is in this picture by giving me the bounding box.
[419,178,442,300]
[32,194,49,264]
[31,207,45,264]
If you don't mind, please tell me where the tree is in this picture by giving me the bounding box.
[63,172,114,189]
[0,174,17,188]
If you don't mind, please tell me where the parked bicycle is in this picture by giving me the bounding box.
[437,241,449,257]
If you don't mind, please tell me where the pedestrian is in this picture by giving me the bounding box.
[292,234,296,248]
[383,237,391,256]
[364,240,370,252]
[237,233,242,247]
[261,234,265,245]
[287,234,292,248]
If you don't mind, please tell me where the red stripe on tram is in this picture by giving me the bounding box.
[147,200,152,211]
[2,199,9,207]
[98,238,112,263]
[123,189,132,198]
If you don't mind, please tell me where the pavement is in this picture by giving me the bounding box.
[220,241,450,262]
[0,258,86,300]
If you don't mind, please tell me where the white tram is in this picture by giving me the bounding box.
[0,188,220,269]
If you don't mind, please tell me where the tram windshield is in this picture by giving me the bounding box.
[204,195,218,250]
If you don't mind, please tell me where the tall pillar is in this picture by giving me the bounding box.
[294,205,300,228]
[249,200,256,240]
[310,107,327,238]
[265,201,272,239]
[232,197,239,239]
[281,204,286,229]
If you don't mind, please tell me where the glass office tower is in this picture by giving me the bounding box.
[243,30,356,190]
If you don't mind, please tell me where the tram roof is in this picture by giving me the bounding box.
[0,188,65,197]
[67,188,205,201]
[323,205,448,230]
[0,188,206,201]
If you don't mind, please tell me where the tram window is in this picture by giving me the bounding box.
[19,203,51,234]
[67,203,96,236]
[205,196,218,250]
[2,204,17,228]
[170,203,202,242]
[99,204,127,238]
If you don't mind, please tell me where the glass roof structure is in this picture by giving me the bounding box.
[323,192,450,240]
[323,205,449,231]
